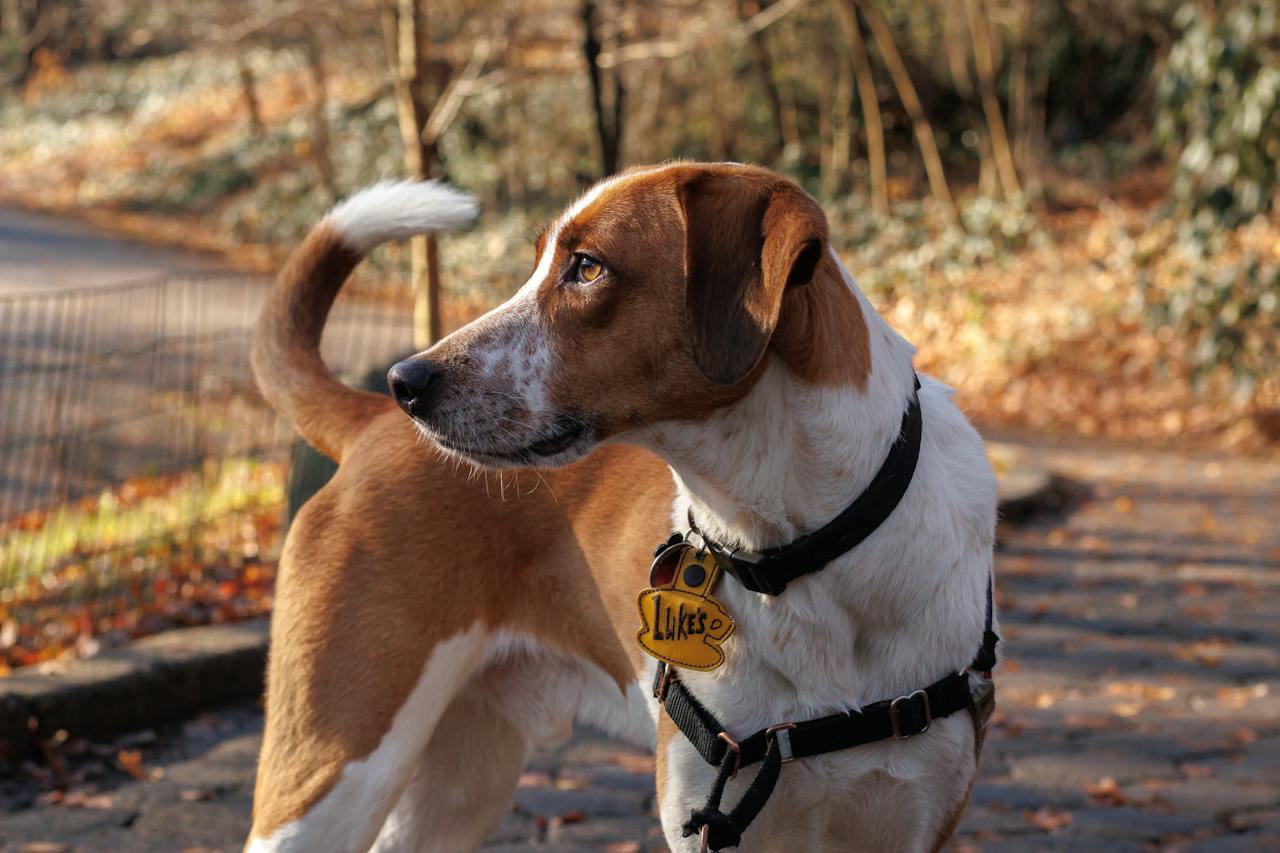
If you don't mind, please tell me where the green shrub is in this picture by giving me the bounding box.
[1144,1,1279,387]
[1156,0,1279,224]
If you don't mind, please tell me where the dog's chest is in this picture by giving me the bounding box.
[648,522,986,850]
[656,709,977,852]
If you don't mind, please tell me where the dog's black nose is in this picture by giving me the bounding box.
[388,358,443,418]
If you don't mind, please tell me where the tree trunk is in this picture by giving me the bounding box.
[237,55,265,137]
[966,0,1021,199]
[834,0,887,216]
[823,42,852,197]
[1010,0,1033,179]
[581,0,625,176]
[818,61,833,193]
[383,0,441,348]
[739,0,788,160]
[303,32,337,201]
[1,0,22,37]
[636,61,667,162]
[943,3,974,99]
[708,60,734,161]
[852,0,956,219]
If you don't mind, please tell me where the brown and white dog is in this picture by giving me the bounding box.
[249,162,997,852]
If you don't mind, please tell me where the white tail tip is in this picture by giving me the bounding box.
[327,180,479,253]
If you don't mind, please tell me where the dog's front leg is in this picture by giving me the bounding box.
[369,682,533,852]
[247,625,489,853]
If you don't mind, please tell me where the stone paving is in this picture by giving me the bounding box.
[1,438,1277,851]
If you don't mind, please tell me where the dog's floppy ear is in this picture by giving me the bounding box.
[678,172,828,385]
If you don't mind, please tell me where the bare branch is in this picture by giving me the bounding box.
[595,0,810,69]
[423,37,496,146]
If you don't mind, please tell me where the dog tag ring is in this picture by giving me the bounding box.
[637,542,735,671]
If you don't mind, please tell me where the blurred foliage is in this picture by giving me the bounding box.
[1,0,1278,670]
[1144,0,1280,388]
[829,193,1043,298]
[0,459,282,672]
[1156,0,1278,224]
[1137,218,1279,391]
[0,0,1275,448]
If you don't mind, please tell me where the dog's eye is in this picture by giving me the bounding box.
[573,254,605,285]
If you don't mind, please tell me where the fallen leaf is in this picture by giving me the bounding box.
[549,810,586,828]
[1086,776,1126,806]
[1025,805,1073,832]
[116,749,147,781]
[517,771,550,788]
[1230,727,1257,746]
[609,753,655,774]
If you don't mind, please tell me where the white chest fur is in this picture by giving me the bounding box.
[637,257,998,850]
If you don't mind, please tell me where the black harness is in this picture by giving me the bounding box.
[654,376,1000,852]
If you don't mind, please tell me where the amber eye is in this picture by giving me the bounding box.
[575,254,604,284]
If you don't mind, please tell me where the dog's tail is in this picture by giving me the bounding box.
[251,181,477,461]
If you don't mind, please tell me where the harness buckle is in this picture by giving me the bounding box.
[889,689,932,740]
[716,731,742,779]
[699,824,711,853]
[766,722,797,763]
[725,548,787,596]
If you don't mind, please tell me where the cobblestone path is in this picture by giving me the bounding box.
[1,439,1277,851]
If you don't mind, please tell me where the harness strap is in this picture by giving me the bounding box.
[656,663,977,769]
[652,369,1000,850]
[656,580,999,852]
[681,736,783,851]
[972,574,999,673]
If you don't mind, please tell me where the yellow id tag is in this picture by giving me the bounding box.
[637,542,735,671]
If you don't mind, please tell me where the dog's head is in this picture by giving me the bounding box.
[389,162,845,468]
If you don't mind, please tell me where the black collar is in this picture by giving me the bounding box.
[688,375,923,596]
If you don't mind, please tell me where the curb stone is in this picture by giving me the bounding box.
[0,460,1058,752]
[0,620,268,759]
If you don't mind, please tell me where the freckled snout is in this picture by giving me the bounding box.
[388,358,444,420]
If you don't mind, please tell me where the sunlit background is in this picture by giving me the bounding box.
[0,2,1278,848]
[0,0,1276,738]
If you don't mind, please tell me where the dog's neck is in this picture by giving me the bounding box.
[642,254,918,554]
[635,253,993,724]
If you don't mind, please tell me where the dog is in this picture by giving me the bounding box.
[249,162,998,852]
[248,182,672,852]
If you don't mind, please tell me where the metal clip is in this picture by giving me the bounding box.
[716,731,741,779]
[889,689,932,740]
[766,722,797,763]
[655,665,674,701]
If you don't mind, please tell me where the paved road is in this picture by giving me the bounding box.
[1,437,1276,851]
[0,209,410,522]
[0,207,222,295]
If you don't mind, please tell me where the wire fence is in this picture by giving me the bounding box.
[0,273,412,672]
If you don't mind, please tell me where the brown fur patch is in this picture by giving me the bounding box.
[250,411,672,837]
[522,163,869,441]
[251,225,394,462]
[772,255,872,388]
[654,708,679,813]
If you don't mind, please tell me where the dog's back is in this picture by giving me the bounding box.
[248,185,671,851]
